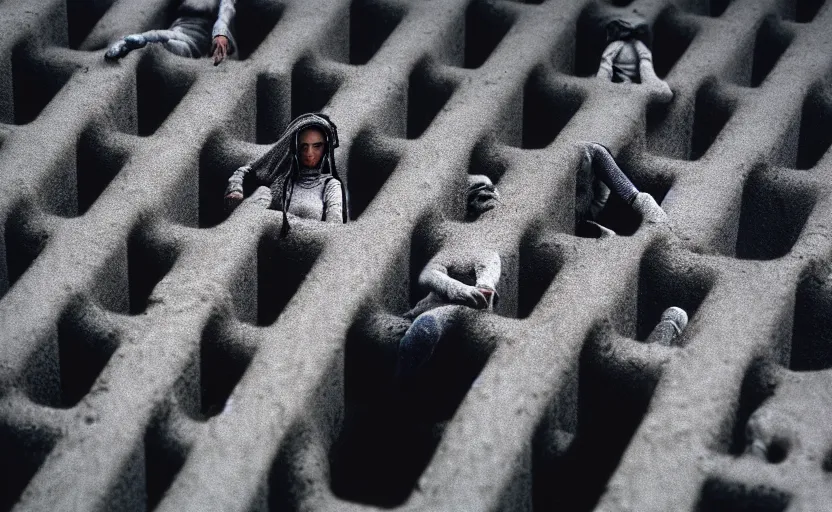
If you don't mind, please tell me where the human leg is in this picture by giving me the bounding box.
[645,306,688,346]
[394,305,457,383]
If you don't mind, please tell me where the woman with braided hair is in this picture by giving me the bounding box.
[224,113,348,235]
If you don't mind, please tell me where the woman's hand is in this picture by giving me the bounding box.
[447,284,489,309]
[224,191,243,212]
[212,36,230,66]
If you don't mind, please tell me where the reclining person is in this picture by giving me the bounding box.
[577,142,689,346]
[105,0,237,65]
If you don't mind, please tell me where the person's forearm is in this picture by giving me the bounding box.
[212,0,237,50]
[323,181,344,223]
[596,41,623,80]
[225,165,249,195]
[474,252,501,289]
[419,263,465,299]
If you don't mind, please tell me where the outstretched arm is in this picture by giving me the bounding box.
[224,164,250,211]
[596,41,624,80]
[419,261,489,309]
[211,0,237,64]
[105,29,202,60]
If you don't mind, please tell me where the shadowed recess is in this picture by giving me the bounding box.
[133,54,195,137]
[9,45,72,125]
[1,205,50,299]
[749,17,793,88]
[0,424,57,510]
[783,0,826,23]
[125,226,179,314]
[517,228,567,319]
[726,361,777,455]
[199,318,252,417]
[55,304,120,408]
[290,58,342,121]
[790,274,832,371]
[349,0,406,65]
[646,81,734,160]
[256,73,290,145]
[468,137,509,186]
[735,171,815,260]
[234,0,284,60]
[690,82,734,160]
[708,0,733,16]
[197,135,254,229]
[645,100,686,159]
[407,61,455,139]
[634,247,712,341]
[696,479,790,512]
[23,301,121,409]
[795,86,832,170]
[65,0,115,50]
[254,228,323,327]
[462,0,514,69]
[651,8,699,78]
[573,5,606,78]
[145,418,189,510]
[330,309,494,507]
[76,128,129,215]
[520,72,583,149]
[346,131,402,219]
[533,327,657,511]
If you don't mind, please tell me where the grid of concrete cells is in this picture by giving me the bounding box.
[1,0,831,510]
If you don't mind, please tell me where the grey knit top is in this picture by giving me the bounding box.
[285,168,344,223]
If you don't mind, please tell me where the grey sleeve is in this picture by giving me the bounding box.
[597,41,624,80]
[419,261,468,302]
[473,252,501,290]
[212,0,237,53]
[225,164,250,196]
[323,179,344,223]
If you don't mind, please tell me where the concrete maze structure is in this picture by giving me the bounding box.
[0,0,831,510]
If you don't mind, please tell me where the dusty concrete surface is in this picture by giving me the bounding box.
[0,0,831,510]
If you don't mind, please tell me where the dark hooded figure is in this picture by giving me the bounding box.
[224,113,348,235]
[593,11,672,101]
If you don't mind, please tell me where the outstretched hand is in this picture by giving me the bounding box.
[448,284,489,309]
[212,36,230,66]
[224,191,243,212]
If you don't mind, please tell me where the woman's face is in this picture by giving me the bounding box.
[298,128,326,168]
